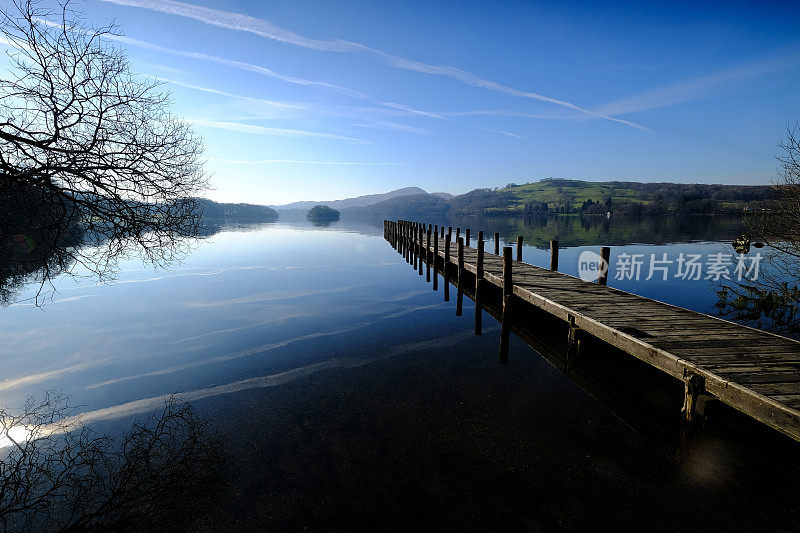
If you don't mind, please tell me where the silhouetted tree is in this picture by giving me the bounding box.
[0,0,207,303]
[717,123,800,335]
[0,393,223,531]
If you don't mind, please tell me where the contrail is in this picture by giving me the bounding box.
[99,0,645,129]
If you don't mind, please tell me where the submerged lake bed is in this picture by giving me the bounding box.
[2,215,799,530]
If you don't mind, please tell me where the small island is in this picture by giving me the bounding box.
[306,205,340,223]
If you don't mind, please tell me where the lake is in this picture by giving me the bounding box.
[2,214,798,529]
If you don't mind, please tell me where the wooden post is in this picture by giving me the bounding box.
[426,229,431,282]
[433,229,439,291]
[494,232,500,255]
[444,233,451,302]
[598,246,610,286]
[516,236,523,262]
[466,228,470,247]
[550,240,559,271]
[456,227,460,244]
[475,234,484,335]
[565,314,583,376]
[680,373,705,451]
[498,246,513,364]
[456,237,464,316]
[405,222,410,262]
[412,224,417,269]
[441,226,444,239]
[418,226,424,275]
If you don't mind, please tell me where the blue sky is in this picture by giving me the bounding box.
[42,1,800,203]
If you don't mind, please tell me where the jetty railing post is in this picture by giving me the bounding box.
[498,246,513,364]
[456,227,461,244]
[466,228,470,247]
[680,373,706,450]
[412,223,417,269]
[441,226,444,239]
[494,232,500,255]
[433,229,439,291]
[456,237,464,316]
[598,246,611,285]
[401,221,405,260]
[444,232,451,302]
[516,236,523,262]
[550,240,559,271]
[405,222,410,262]
[426,228,432,282]
[475,232,484,335]
[418,226,424,276]
[565,314,583,376]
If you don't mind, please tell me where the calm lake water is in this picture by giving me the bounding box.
[0,215,747,412]
[3,214,798,529]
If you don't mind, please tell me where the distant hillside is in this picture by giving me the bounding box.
[342,194,449,218]
[336,179,774,218]
[273,187,428,211]
[197,198,278,221]
[449,179,774,216]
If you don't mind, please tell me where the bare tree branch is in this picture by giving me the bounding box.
[0,0,208,305]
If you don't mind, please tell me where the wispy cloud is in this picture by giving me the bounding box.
[109,34,367,98]
[209,158,403,166]
[479,127,526,139]
[187,119,369,143]
[108,33,439,122]
[593,53,799,117]
[355,120,431,135]
[153,76,307,110]
[99,0,645,129]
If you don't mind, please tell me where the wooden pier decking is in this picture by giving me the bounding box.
[384,220,800,446]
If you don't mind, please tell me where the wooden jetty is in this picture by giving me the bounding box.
[383,219,800,447]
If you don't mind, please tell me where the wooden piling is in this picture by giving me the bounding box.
[550,240,559,271]
[565,315,583,376]
[418,226,424,275]
[456,237,464,316]
[444,233,451,302]
[494,232,500,255]
[426,229,431,282]
[412,224,417,269]
[466,228,470,247]
[498,246,513,364]
[433,230,439,291]
[680,373,705,450]
[516,236,523,262]
[404,221,408,259]
[475,233,484,335]
[598,246,611,286]
[456,227,461,244]
[441,226,444,239]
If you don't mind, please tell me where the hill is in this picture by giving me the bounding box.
[272,187,428,211]
[448,179,774,216]
[307,205,340,222]
[342,194,449,218]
